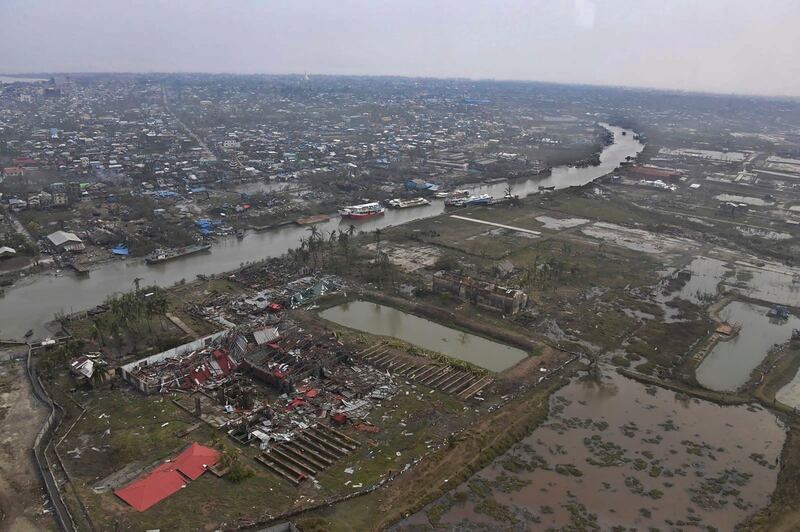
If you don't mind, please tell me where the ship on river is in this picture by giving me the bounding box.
[145,243,212,265]
[387,197,431,209]
[338,202,385,219]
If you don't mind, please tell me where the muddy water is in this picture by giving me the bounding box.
[0,125,643,339]
[319,300,527,372]
[727,266,800,307]
[396,372,785,531]
[670,256,729,305]
[696,301,800,392]
[652,256,727,323]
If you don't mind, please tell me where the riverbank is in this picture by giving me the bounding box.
[0,126,643,340]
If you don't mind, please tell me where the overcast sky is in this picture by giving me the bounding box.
[2,0,799,97]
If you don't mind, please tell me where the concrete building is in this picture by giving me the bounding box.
[432,271,528,315]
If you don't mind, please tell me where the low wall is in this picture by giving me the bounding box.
[26,345,77,532]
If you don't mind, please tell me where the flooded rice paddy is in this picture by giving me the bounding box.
[396,372,785,531]
[319,300,527,372]
[696,301,800,392]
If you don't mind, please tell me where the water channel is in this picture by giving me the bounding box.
[0,125,643,339]
[319,300,527,372]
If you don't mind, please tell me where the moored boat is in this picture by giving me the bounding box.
[146,243,212,264]
[387,197,431,209]
[464,194,493,206]
[338,202,385,219]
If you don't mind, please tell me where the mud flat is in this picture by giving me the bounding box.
[395,371,785,531]
[319,300,527,372]
[697,301,800,392]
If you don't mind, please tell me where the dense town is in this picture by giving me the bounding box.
[3,73,800,531]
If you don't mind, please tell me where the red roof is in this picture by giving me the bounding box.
[172,442,221,480]
[114,463,186,512]
[114,443,220,511]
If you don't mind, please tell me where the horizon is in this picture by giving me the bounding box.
[2,0,799,98]
[3,70,799,102]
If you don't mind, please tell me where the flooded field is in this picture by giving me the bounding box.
[396,372,785,531]
[715,194,774,206]
[725,264,800,307]
[319,300,527,372]
[696,301,800,391]
[581,222,698,255]
[534,215,590,230]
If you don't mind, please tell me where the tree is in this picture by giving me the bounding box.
[373,228,382,252]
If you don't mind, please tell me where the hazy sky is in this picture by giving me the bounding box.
[2,0,799,97]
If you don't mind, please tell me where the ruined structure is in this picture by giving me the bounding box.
[432,271,528,315]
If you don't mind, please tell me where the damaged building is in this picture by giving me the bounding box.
[432,271,528,315]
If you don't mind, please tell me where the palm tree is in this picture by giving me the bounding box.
[90,365,106,388]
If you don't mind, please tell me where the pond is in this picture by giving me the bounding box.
[696,301,800,391]
[395,371,785,531]
[319,300,528,372]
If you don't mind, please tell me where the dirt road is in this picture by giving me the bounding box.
[0,350,55,531]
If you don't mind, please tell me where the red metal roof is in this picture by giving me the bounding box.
[114,463,186,512]
[114,443,220,511]
[172,442,221,480]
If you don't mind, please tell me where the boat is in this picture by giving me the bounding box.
[387,197,431,209]
[25,329,33,338]
[145,243,212,265]
[338,202,385,219]
[538,185,556,191]
[464,194,493,206]
[443,190,471,206]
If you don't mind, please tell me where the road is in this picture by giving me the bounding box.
[161,85,217,162]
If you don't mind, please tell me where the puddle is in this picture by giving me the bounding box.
[696,301,800,391]
[715,194,774,206]
[319,300,527,372]
[535,216,590,230]
[396,372,784,531]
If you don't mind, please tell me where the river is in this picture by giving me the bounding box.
[0,125,642,339]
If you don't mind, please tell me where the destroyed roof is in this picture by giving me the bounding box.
[70,356,94,379]
[253,326,280,345]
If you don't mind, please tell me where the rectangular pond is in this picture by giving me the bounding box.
[319,300,528,372]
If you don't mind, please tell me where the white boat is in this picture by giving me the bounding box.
[338,202,385,219]
[387,197,431,209]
